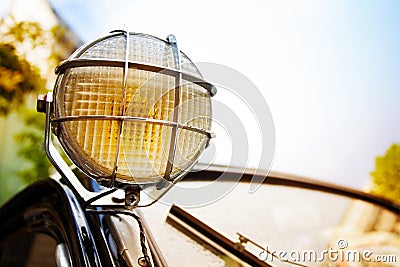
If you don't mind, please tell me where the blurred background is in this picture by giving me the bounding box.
[0,0,399,204]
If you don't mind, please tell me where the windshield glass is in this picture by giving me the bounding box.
[141,180,400,267]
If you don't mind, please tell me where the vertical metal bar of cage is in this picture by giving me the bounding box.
[110,27,130,187]
[164,34,182,181]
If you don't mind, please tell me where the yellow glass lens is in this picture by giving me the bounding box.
[54,33,212,185]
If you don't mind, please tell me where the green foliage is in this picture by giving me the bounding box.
[0,43,44,115]
[0,18,68,204]
[0,16,80,204]
[370,144,400,203]
[4,20,47,47]
[0,18,50,187]
[0,18,49,116]
[14,109,52,184]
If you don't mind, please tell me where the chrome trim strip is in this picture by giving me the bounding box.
[110,27,131,187]
[55,58,217,96]
[164,34,182,181]
[51,115,214,138]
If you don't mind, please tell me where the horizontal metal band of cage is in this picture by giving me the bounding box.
[52,115,214,138]
[55,58,217,96]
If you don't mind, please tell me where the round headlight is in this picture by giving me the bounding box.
[51,31,215,188]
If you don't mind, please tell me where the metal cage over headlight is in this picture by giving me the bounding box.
[43,30,215,189]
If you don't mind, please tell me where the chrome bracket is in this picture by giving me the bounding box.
[124,186,141,209]
[163,34,182,182]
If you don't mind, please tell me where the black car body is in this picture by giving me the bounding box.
[1,166,399,267]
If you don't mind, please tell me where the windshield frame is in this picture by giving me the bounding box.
[183,166,400,214]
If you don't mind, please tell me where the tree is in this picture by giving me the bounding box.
[0,43,44,115]
[14,109,53,184]
[370,144,400,203]
[0,17,74,204]
[0,18,50,115]
[0,18,51,204]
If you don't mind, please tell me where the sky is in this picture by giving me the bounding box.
[2,0,400,189]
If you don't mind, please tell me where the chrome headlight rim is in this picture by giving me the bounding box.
[50,30,216,189]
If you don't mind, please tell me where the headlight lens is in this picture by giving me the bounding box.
[52,32,214,186]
